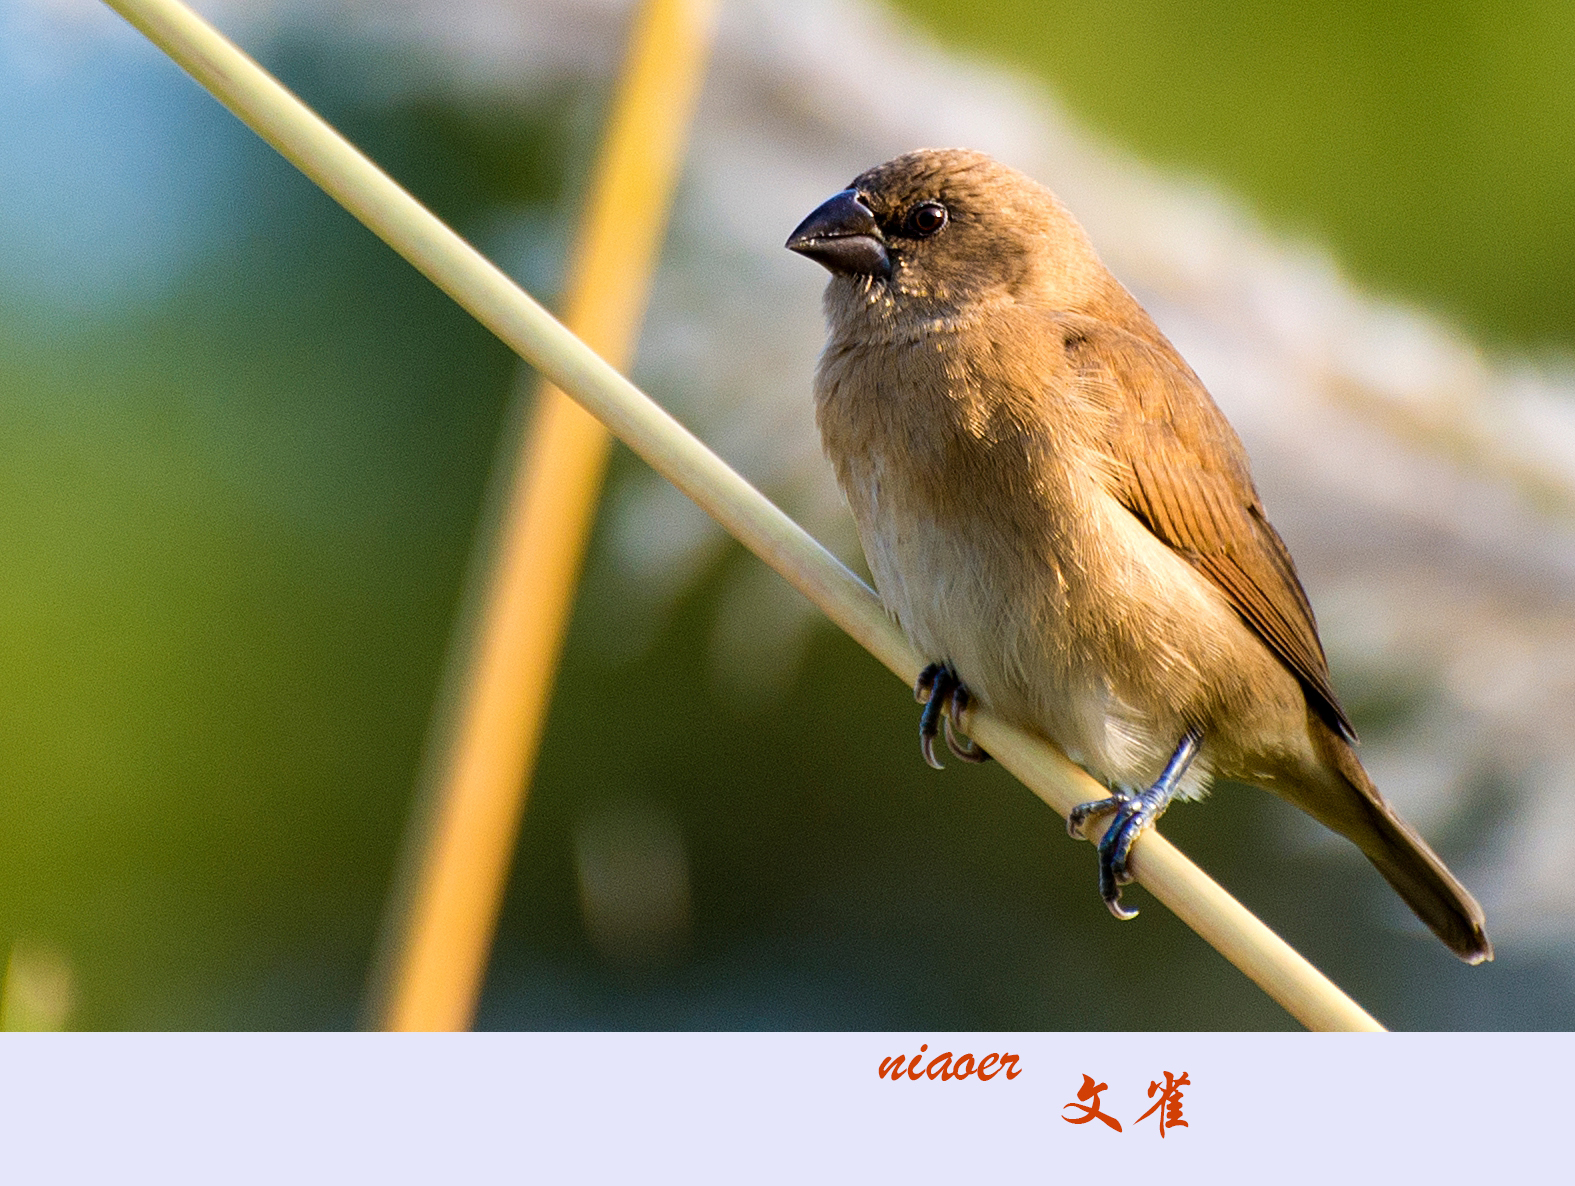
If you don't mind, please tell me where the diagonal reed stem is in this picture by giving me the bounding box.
[101,0,1385,1032]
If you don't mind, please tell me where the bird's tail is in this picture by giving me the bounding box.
[1291,720,1493,965]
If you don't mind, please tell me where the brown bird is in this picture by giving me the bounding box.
[785,148,1491,964]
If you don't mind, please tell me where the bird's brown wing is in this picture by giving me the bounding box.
[1057,313,1356,740]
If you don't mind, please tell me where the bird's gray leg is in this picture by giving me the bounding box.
[1066,729,1202,919]
[914,663,991,769]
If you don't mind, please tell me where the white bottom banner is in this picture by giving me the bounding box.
[0,1032,1554,1181]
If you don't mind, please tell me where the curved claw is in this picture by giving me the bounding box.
[1104,893,1140,921]
[943,716,988,762]
[942,684,990,763]
[1102,882,1140,919]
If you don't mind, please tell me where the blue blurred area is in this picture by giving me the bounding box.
[0,1,246,311]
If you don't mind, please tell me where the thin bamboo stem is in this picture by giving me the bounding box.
[368,0,716,1034]
[101,0,1386,1032]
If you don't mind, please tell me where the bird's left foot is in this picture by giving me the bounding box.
[914,663,991,769]
[1066,730,1202,919]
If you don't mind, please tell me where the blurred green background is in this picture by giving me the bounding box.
[0,0,1568,1029]
[899,0,1575,353]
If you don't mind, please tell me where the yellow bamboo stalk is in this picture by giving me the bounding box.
[365,0,715,1033]
[101,0,1386,1032]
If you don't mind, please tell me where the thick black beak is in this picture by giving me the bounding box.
[785,189,890,279]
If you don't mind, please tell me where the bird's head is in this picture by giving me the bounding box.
[786,148,1111,329]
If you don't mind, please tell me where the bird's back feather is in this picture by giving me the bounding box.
[1056,313,1357,741]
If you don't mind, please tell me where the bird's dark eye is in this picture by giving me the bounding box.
[905,201,948,238]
